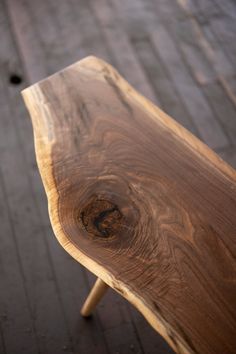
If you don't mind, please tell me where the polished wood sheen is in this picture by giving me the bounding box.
[22,56,236,354]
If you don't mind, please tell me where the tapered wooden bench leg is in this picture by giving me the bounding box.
[81,278,109,317]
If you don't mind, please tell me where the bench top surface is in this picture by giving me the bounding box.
[22,56,236,354]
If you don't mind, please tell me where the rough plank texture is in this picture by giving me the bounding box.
[1,0,236,353]
[22,56,236,354]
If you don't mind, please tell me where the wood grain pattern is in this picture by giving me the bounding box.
[22,56,236,354]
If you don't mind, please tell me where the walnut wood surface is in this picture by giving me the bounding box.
[22,56,236,354]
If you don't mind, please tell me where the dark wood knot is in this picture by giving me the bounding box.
[80,199,124,238]
[9,73,23,85]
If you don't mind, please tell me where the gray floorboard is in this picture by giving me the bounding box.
[1,0,236,353]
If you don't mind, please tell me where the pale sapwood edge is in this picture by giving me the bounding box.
[21,56,236,354]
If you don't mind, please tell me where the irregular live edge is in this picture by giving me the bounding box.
[22,56,236,354]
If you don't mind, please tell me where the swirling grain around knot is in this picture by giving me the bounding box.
[22,56,236,354]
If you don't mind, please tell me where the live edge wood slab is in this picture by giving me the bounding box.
[22,56,236,354]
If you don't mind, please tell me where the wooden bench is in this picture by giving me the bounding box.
[22,56,236,354]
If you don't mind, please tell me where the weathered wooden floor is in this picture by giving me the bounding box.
[0,0,235,353]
